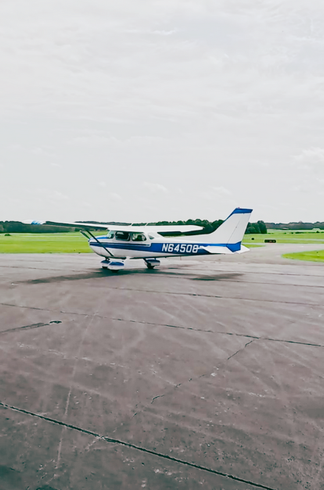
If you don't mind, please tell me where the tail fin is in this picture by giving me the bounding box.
[195,208,252,247]
[211,208,252,244]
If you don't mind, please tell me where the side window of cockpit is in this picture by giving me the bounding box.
[115,231,130,240]
[106,231,115,239]
[131,233,146,242]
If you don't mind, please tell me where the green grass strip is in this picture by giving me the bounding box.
[283,250,324,263]
[244,231,324,244]
[0,233,91,253]
[2,232,322,255]
[242,243,264,248]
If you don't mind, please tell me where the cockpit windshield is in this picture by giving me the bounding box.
[131,233,146,242]
[106,230,148,241]
[115,231,130,241]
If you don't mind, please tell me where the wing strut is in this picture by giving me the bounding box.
[81,230,114,258]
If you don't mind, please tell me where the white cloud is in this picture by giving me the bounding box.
[212,186,232,196]
[1,0,324,221]
[200,186,233,202]
[294,147,324,174]
[71,133,122,147]
[110,192,122,201]
[143,182,169,194]
[35,189,69,202]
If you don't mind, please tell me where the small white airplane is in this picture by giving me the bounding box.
[27,208,252,271]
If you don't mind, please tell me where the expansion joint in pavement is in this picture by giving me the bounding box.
[0,401,276,490]
[0,320,61,336]
[222,331,323,348]
[1,301,323,349]
[99,287,323,307]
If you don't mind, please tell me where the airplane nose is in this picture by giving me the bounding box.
[89,239,97,250]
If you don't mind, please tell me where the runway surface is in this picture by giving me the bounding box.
[1,244,324,489]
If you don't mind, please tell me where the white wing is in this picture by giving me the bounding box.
[23,220,203,233]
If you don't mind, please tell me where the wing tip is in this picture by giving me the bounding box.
[23,220,45,225]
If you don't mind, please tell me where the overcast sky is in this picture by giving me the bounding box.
[1,0,324,223]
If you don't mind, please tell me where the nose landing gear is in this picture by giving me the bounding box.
[144,259,161,270]
[101,259,125,272]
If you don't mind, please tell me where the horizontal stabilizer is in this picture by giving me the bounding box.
[201,244,250,255]
[236,245,250,254]
[200,246,234,255]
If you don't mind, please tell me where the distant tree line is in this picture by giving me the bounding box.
[266,221,324,230]
[246,221,267,234]
[0,219,268,234]
[0,222,75,233]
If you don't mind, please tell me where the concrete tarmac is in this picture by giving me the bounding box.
[1,245,324,489]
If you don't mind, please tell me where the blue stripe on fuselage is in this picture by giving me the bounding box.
[89,240,241,254]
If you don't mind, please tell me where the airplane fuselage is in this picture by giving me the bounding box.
[89,232,241,259]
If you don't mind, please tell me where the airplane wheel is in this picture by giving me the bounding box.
[146,263,155,270]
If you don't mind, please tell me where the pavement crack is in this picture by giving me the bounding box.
[0,401,276,490]
[175,377,192,389]
[227,340,255,361]
[151,394,166,404]
[0,320,62,336]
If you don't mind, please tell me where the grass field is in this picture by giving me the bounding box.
[243,229,324,245]
[282,250,324,263]
[1,231,324,262]
[0,233,90,253]
[0,232,264,253]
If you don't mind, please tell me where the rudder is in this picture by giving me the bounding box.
[202,208,253,244]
